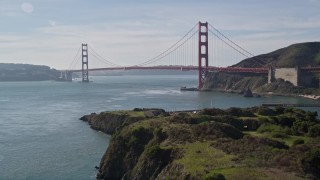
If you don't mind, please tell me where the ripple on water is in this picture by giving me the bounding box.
[110,97,127,101]
[142,89,182,95]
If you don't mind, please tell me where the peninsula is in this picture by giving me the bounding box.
[0,63,60,81]
[81,107,320,179]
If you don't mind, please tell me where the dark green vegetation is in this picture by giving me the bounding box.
[203,42,320,94]
[81,107,320,180]
[0,63,60,81]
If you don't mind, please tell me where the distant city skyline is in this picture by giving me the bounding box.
[1,0,320,69]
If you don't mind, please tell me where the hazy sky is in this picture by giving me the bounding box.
[1,0,320,69]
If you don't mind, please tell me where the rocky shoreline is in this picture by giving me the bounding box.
[204,88,320,103]
[202,71,320,100]
[81,107,320,179]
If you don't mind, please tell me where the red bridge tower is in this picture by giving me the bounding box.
[82,44,89,82]
[198,21,209,90]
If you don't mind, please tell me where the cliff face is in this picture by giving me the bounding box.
[202,72,267,92]
[95,112,244,180]
[203,71,320,95]
[82,107,320,179]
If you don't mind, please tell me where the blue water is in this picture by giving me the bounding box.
[0,75,319,179]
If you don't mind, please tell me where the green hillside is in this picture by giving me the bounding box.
[81,107,320,179]
[234,42,320,68]
[0,63,60,81]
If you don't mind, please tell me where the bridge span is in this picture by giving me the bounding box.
[60,21,320,89]
[68,66,269,74]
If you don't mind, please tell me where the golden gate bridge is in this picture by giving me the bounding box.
[61,21,319,90]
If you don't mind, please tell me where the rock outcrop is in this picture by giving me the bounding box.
[80,108,166,134]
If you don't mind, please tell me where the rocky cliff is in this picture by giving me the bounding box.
[203,71,320,95]
[82,107,320,179]
[202,72,267,92]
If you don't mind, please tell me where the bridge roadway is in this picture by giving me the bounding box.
[68,66,270,74]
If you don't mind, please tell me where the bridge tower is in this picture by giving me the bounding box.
[82,43,89,82]
[198,21,209,90]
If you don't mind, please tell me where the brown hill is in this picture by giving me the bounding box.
[233,42,320,68]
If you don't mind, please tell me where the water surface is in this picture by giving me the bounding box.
[0,75,319,179]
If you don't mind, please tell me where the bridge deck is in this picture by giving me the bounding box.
[67,66,269,74]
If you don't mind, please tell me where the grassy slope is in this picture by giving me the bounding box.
[97,107,320,179]
[233,42,320,68]
[0,63,60,81]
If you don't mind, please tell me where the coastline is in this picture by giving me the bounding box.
[299,94,320,100]
[207,88,320,101]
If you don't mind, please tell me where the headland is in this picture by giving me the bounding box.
[81,107,320,179]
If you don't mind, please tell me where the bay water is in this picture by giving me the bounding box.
[0,75,319,179]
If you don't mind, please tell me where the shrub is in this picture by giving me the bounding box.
[153,128,167,141]
[275,106,285,114]
[292,121,310,135]
[283,127,293,135]
[256,106,276,116]
[242,118,261,131]
[169,113,195,124]
[201,108,226,116]
[226,107,255,117]
[128,136,139,146]
[205,173,226,180]
[271,132,289,139]
[305,111,318,122]
[145,145,162,158]
[308,124,320,137]
[277,116,294,127]
[129,126,153,146]
[209,115,244,130]
[257,123,283,133]
[301,149,320,177]
[257,116,269,123]
[284,108,294,114]
[292,139,305,146]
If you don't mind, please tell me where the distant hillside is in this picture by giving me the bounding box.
[204,42,320,94]
[0,63,60,81]
[233,42,320,68]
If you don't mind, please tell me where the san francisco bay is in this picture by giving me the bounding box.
[1,74,319,179]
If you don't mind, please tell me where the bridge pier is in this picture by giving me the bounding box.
[268,67,274,83]
[58,71,72,81]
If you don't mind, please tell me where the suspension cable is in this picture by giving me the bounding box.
[209,23,265,66]
[88,47,121,67]
[131,23,199,67]
[68,45,82,70]
[139,31,198,66]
